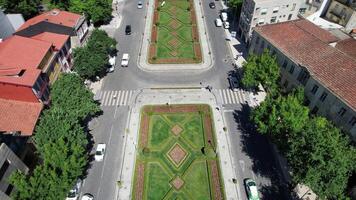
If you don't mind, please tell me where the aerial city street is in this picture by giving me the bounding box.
[0,0,355,200]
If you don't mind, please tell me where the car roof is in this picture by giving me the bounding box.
[250,186,259,197]
[97,143,106,148]
[123,53,129,59]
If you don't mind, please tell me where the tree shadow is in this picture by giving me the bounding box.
[233,104,293,199]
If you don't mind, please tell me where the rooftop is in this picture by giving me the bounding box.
[0,98,43,136]
[335,38,356,60]
[31,32,69,51]
[18,9,82,31]
[255,19,356,110]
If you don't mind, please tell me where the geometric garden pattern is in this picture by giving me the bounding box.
[132,105,225,200]
[149,0,202,63]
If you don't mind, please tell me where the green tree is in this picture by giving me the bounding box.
[287,117,356,199]
[50,73,100,118]
[228,0,243,9]
[242,49,280,94]
[85,0,112,24]
[48,0,70,10]
[87,29,117,54]
[0,0,40,19]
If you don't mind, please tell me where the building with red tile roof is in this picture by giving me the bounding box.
[249,19,356,140]
[15,9,89,49]
[31,32,69,51]
[335,38,356,60]
[0,98,43,136]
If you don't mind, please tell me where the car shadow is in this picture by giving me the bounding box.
[233,104,293,199]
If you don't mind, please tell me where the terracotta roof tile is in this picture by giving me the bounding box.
[18,9,82,31]
[31,32,69,51]
[335,38,356,60]
[0,98,43,136]
[255,19,356,110]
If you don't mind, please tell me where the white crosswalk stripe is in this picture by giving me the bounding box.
[99,90,136,106]
[217,89,246,105]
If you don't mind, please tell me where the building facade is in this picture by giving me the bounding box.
[248,19,356,140]
[238,0,302,43]
[324,0,356,32]
[0,143,29,200]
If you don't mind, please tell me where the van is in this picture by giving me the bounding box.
[220,12,228,22]
[215,18,222,27]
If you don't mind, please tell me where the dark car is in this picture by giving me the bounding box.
[209,2,215,8]
[125,25,131,35]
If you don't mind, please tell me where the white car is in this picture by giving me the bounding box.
[94,143,106,162]
[81,193,94,200]
[121,53,130,67]
[215,18,222,27]
[220,12,228,22]
[223,21,230,29]
[228,75,239,91]
[107,56,116,72]
[137,1,143,8]
[66,179,82,200]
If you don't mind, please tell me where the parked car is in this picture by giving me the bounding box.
[66,179,82,200]
[137,1,143,9]
[215,18,222,27]
[220,12,228,21]
[81,193,94,200]
[228,75,239,91]
[209,2,215,8]
[107,56,116,72]
[121,53,130,67]
[244,178,260,200]
[125,25,131,35]
[94,143,106,162]
[223,21,230,29]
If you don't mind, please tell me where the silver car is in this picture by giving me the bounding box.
[137,1,143,9]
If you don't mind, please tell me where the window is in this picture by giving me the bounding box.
[258,19,265,25]
[338,108,346,117]
[260,8,267,15]
[256,7,260,11]
[289,65,295,74]
[319,92,328,102]
[5,184,14,195]
[283,80,289,88]
[260,40,265,49]
[349,117,356,126]
[288,14,293,20]
[282,60,288,68]
[299,8,307,14]
[270,16,277,23]
[255,36,260,45]
[272,7,279,13]
[311,85,319,94]
[297,69,310,85]
[0,160,10,180]
[291,3,296,11]
[311,106,319,114]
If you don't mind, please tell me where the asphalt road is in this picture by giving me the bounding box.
[80,0,291,199]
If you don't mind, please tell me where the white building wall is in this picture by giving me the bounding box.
[239,0,302,43]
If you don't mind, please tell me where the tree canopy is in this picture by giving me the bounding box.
[0,0,40,19]
[73,29,117,80]
[10,73,100,200]
[242,49,280,94]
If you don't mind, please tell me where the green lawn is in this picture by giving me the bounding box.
[132,105,224,200]
[150,0,201,63]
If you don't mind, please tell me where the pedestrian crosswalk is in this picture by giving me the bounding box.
[97,90,136,106]
[216,89,247,105]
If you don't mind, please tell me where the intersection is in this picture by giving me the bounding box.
[81,0,291,199]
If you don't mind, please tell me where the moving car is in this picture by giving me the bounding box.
[244,178,260,200]
[220,12,228,22]
[107,56,116,72]
[94,143,106,162]
[137,1,143,9]
[125,25,131,35]
[81,193,94,200]
[121,53,130,67]
[223,21,230,29]
[215,18,222,27]
[228,75,239,91]
[209,2,215,8]
[66,179,82,200]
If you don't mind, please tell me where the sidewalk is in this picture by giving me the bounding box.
[137,0,214,71]
[99,0,125,37]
